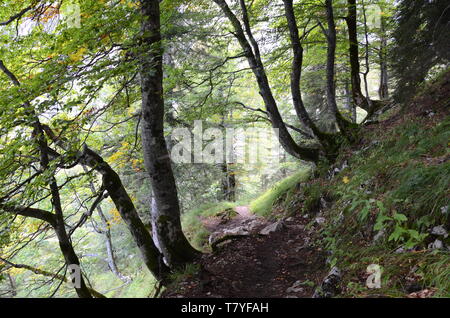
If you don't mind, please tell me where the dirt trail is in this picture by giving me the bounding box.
[235,206,253,218]
[163,208,328,298]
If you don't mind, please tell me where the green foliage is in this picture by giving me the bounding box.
[169,263,201,286]
[391,0,450,102]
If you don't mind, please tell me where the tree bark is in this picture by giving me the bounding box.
[344,80,357,122]
[221,163,236,201]
[7,274,16,297]
[139,0,200,268]
[378,12,389,99]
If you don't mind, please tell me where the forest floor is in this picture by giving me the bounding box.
[163,207,328,298]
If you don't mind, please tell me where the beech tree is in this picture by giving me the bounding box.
[0,0,412,298]
[139,0,200,267]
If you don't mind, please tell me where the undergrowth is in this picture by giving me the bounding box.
[261,74,450,297]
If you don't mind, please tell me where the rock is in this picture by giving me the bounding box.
[441,205,449,215]
[243,217,267,232]
[286,280,305,294]
[312,267,341,298]
[405,282,422,294]
[428,239,443,250]
[259,221,284,235]
[208,217,267,246]
[314,217,326,225]
[224,226,249,235]
[373,229,386,243]
[286,217,294,222]
[394,247,405,254]
[430,225,448,238]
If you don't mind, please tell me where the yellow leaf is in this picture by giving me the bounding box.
[69,47,88,62]
[343,176,350,184]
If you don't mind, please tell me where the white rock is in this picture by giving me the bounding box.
[428,239,443,250]
[260,221,284,235]
[224,226,249,236]
[315,217,326,225]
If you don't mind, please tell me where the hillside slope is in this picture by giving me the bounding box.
[163,71,450,298]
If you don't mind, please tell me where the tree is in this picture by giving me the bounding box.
[211,0,323,162]
[0,60,93,298]
[391,0,450,102]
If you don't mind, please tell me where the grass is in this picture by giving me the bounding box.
[241,74,450,297]
[182,201,239,250]
[250,167,312,217]
[116,269,156,298]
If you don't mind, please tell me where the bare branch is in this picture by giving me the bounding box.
[0,6,32,26]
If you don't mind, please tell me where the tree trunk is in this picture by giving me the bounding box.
[283,0,339,156]
[53,219,93,298]
[325,0,357,142]
[344,80,357,123]
[221,163,236,201]
[378,12,389,99]
[139,0,200,268]
[7,274,16,297]
[0,59,92,298]
[212,0,320,163]
[345,0,370,111]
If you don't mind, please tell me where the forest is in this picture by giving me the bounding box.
[0,0,449,299]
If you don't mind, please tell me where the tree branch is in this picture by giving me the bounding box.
[0,6,33,26]
[0,257,106,298]
[0,204,56,227]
